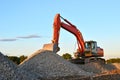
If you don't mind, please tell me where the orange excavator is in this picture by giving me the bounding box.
[43,13,105,64]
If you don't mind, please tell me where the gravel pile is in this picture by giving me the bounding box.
[112,63,120,70]
[19,50,92,79]
[1,49,120,80]
[92,73,120,80]
[0,52,39,80]
[76,62,118,74]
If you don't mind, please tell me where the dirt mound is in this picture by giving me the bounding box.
[76,62,120,80]
[112,63,120,70]
[92,73,120,80]
[19,50,92,79]
[0,52,38,80]
[76,62,118,74]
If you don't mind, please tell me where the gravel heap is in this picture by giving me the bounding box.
[75,62,120,80]
[0,52,39,80]
[1,49,120,80]
[19,50,92,79]
[76,62,118,74]
[112,63,120,70]
[92,72,120,80]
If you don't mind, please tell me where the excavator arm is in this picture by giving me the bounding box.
[61,19,85,53]
[43,14,85,54]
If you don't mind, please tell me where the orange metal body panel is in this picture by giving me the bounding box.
[97,48,104,57]
[52,14,61,44]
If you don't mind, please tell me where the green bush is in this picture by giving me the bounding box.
[8,55,27,65]
[62,53,72,60]
[106,58,120,63]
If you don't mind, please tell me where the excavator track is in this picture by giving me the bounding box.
[69,57,105,64]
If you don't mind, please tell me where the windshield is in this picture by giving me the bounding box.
[91,42,95,49]
[85,42,95,49]
[85,42,91,49]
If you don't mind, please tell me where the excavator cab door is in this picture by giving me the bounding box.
[84,41,97,57]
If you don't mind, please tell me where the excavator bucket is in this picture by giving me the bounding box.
[42,43,60,53]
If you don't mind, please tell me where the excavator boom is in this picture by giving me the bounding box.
[43,14,85,54]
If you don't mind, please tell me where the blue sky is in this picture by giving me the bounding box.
[0,0,120,59]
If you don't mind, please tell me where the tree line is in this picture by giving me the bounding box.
[62,53,120,64]
[7,55,27,65]
[106,58,120,63]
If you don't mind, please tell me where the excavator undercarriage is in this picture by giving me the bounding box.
[69,57,105,64]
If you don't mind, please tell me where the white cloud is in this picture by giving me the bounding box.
[0,34,41,42]
[17,35,41,39]
[0,39,17,42]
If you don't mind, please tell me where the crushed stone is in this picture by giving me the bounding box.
[19,50,92,79]
[0,52,39,80]
[1,49,120,80]
[76,61,120,74]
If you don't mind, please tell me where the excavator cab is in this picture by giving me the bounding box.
[73,40,105,64]
[74,40,104,58]
[74,41,97,58]
[82,40,103,58]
